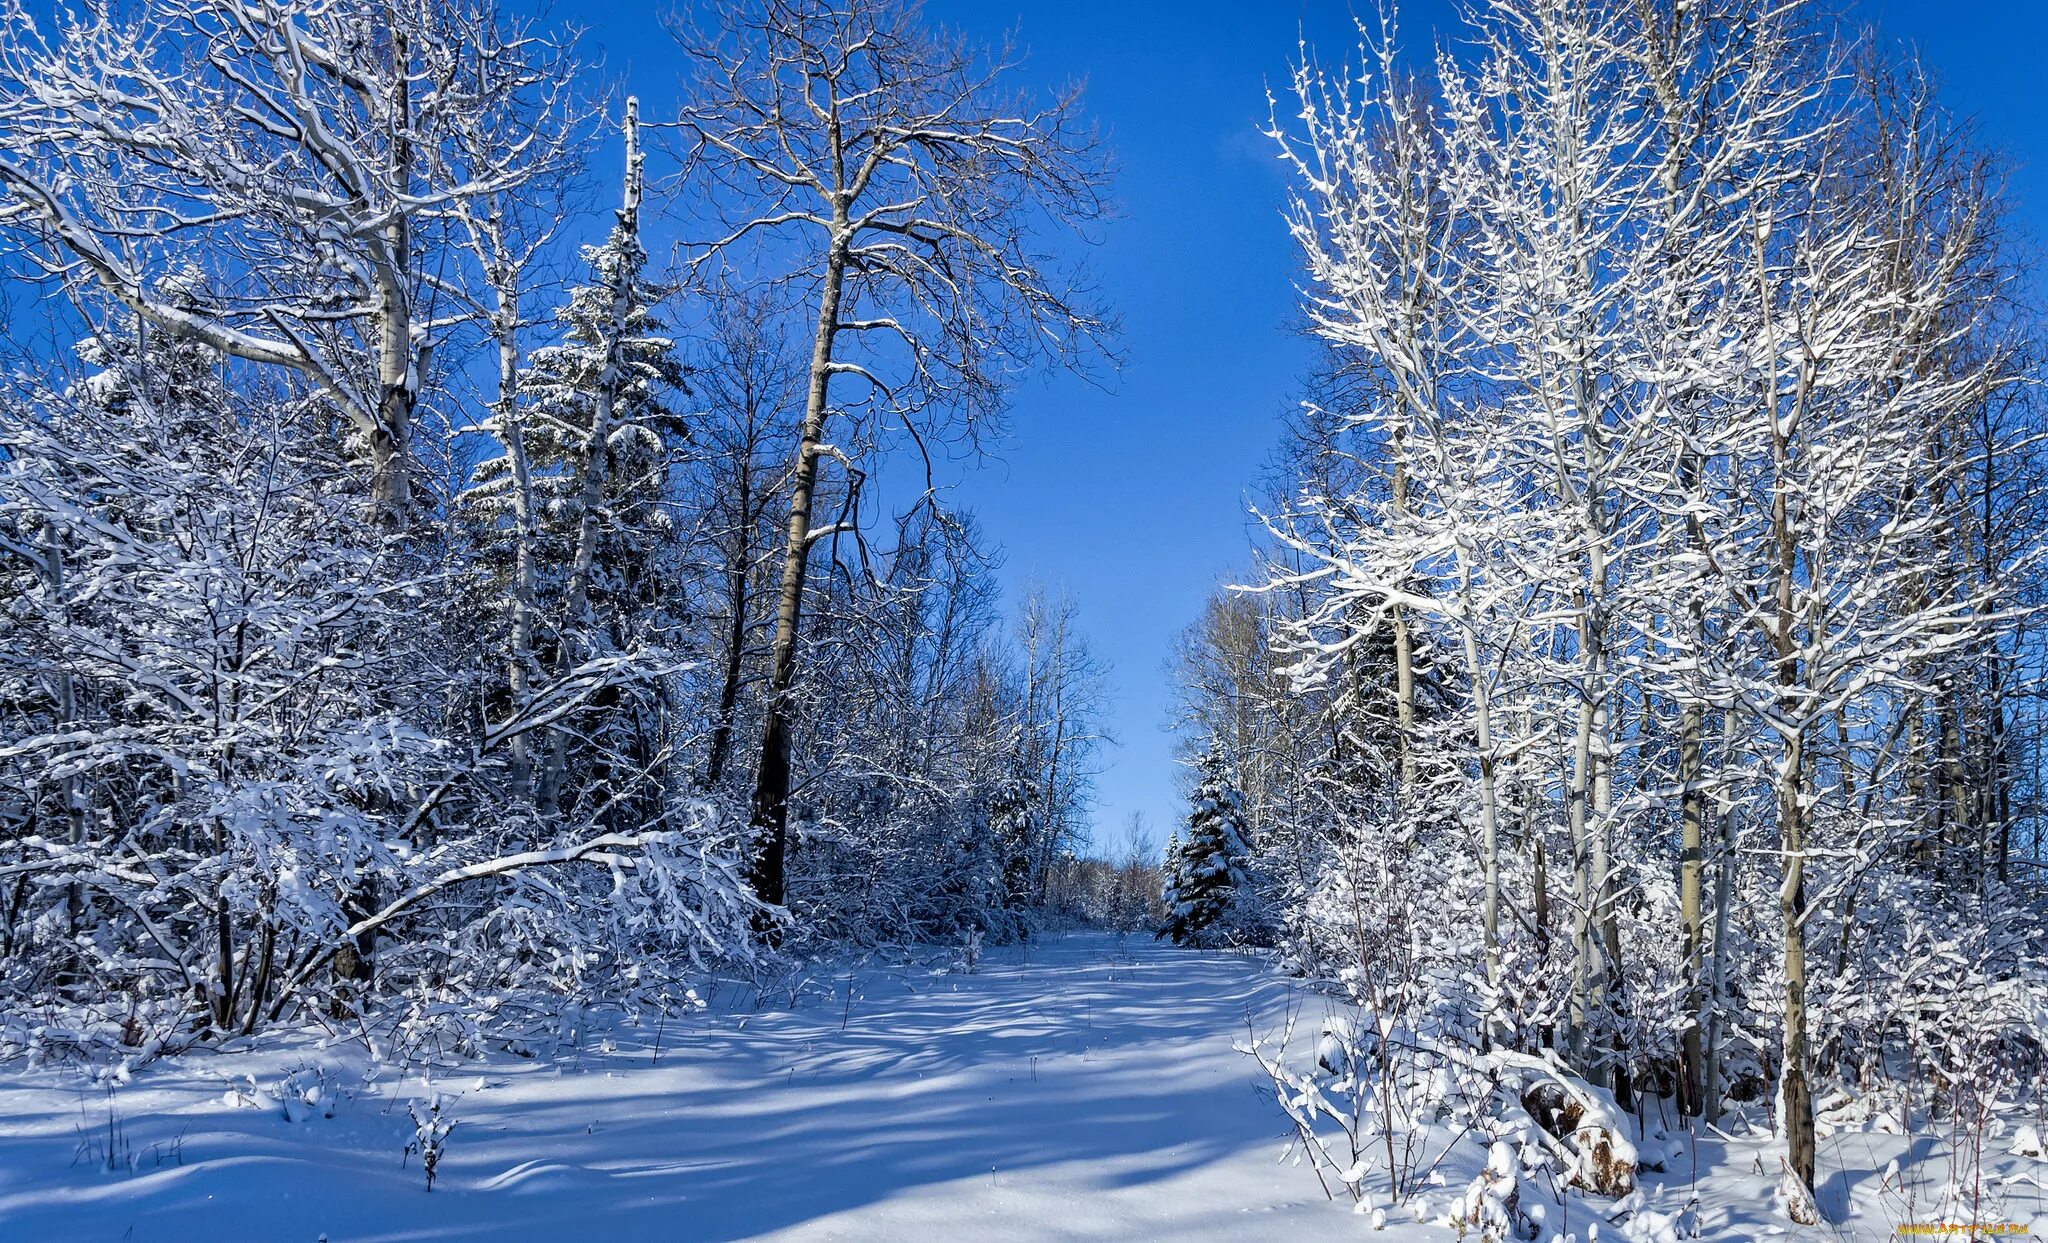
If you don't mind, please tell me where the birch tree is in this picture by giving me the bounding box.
[440,18,591,802]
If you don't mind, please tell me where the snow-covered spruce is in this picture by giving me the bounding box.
[1158,746,1258,947]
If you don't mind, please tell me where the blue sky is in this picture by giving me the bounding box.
[570,0,2047,856]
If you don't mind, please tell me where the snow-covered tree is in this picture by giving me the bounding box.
[1241,0,2047,1216]
[0,313,756,1043]
[1160,749,1255,948]
[777,512,1108,944]
[0,0,578,524]
[0,0,1121,1054]
[458,99,689,825]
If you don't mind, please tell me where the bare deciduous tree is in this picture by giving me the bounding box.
[667,0,1115,912]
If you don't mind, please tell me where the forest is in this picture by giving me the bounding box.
[0,0,2041,1240]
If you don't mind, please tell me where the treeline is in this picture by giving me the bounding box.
[1170,0,2048,1214]
[0,0,1109,1053]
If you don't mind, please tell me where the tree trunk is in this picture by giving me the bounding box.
[44,523,86,935]
[1679,697,1705,1115]
[483,231,542,803]
[1771,366,1818,1199]
[1390,446,1417,791]
[703,452,755,792]
[369,25,416,533]
[748,226,848,911]
[1703,708,1739,1122]
[1457,561,1503,1023]
[1035,631,1070,905]
[1778,731,1816,1192]
[336,24,420,999]
[1567,633,1599,1070]
[1939,681,1968,861]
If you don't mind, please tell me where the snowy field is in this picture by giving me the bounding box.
[0,932,2042,1242]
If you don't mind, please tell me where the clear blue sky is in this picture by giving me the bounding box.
[570,0,2045,857]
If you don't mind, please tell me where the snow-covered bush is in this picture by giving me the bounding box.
[1450,1141,1529,1242]
[0,325,759,1049]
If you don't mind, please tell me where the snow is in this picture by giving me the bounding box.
[3,932,2044,1242]
[2012,1124,2047,1160]
[0,934,1341,1241]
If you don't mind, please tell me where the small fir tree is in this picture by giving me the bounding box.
[1159,747,1252,947]
[1160,829,1185,913]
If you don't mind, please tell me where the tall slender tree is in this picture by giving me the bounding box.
[670,0,1114,913]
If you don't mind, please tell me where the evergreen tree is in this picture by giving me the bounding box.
[463,102,686,655]
[457,99,688,822]
[1160,829,1185,912]
[1159,747,1253,947]
[991,777,1038,914]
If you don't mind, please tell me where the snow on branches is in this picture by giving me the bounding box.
[1206,0,2048,1220]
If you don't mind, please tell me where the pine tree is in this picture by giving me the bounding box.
[465,101,685,645]
[1160,748,1253,947]
[457,99,688,821]
[990,777,1038,916]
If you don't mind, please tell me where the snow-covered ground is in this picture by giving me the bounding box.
[1,932,2042,1242]
[0,933,1332,1241]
